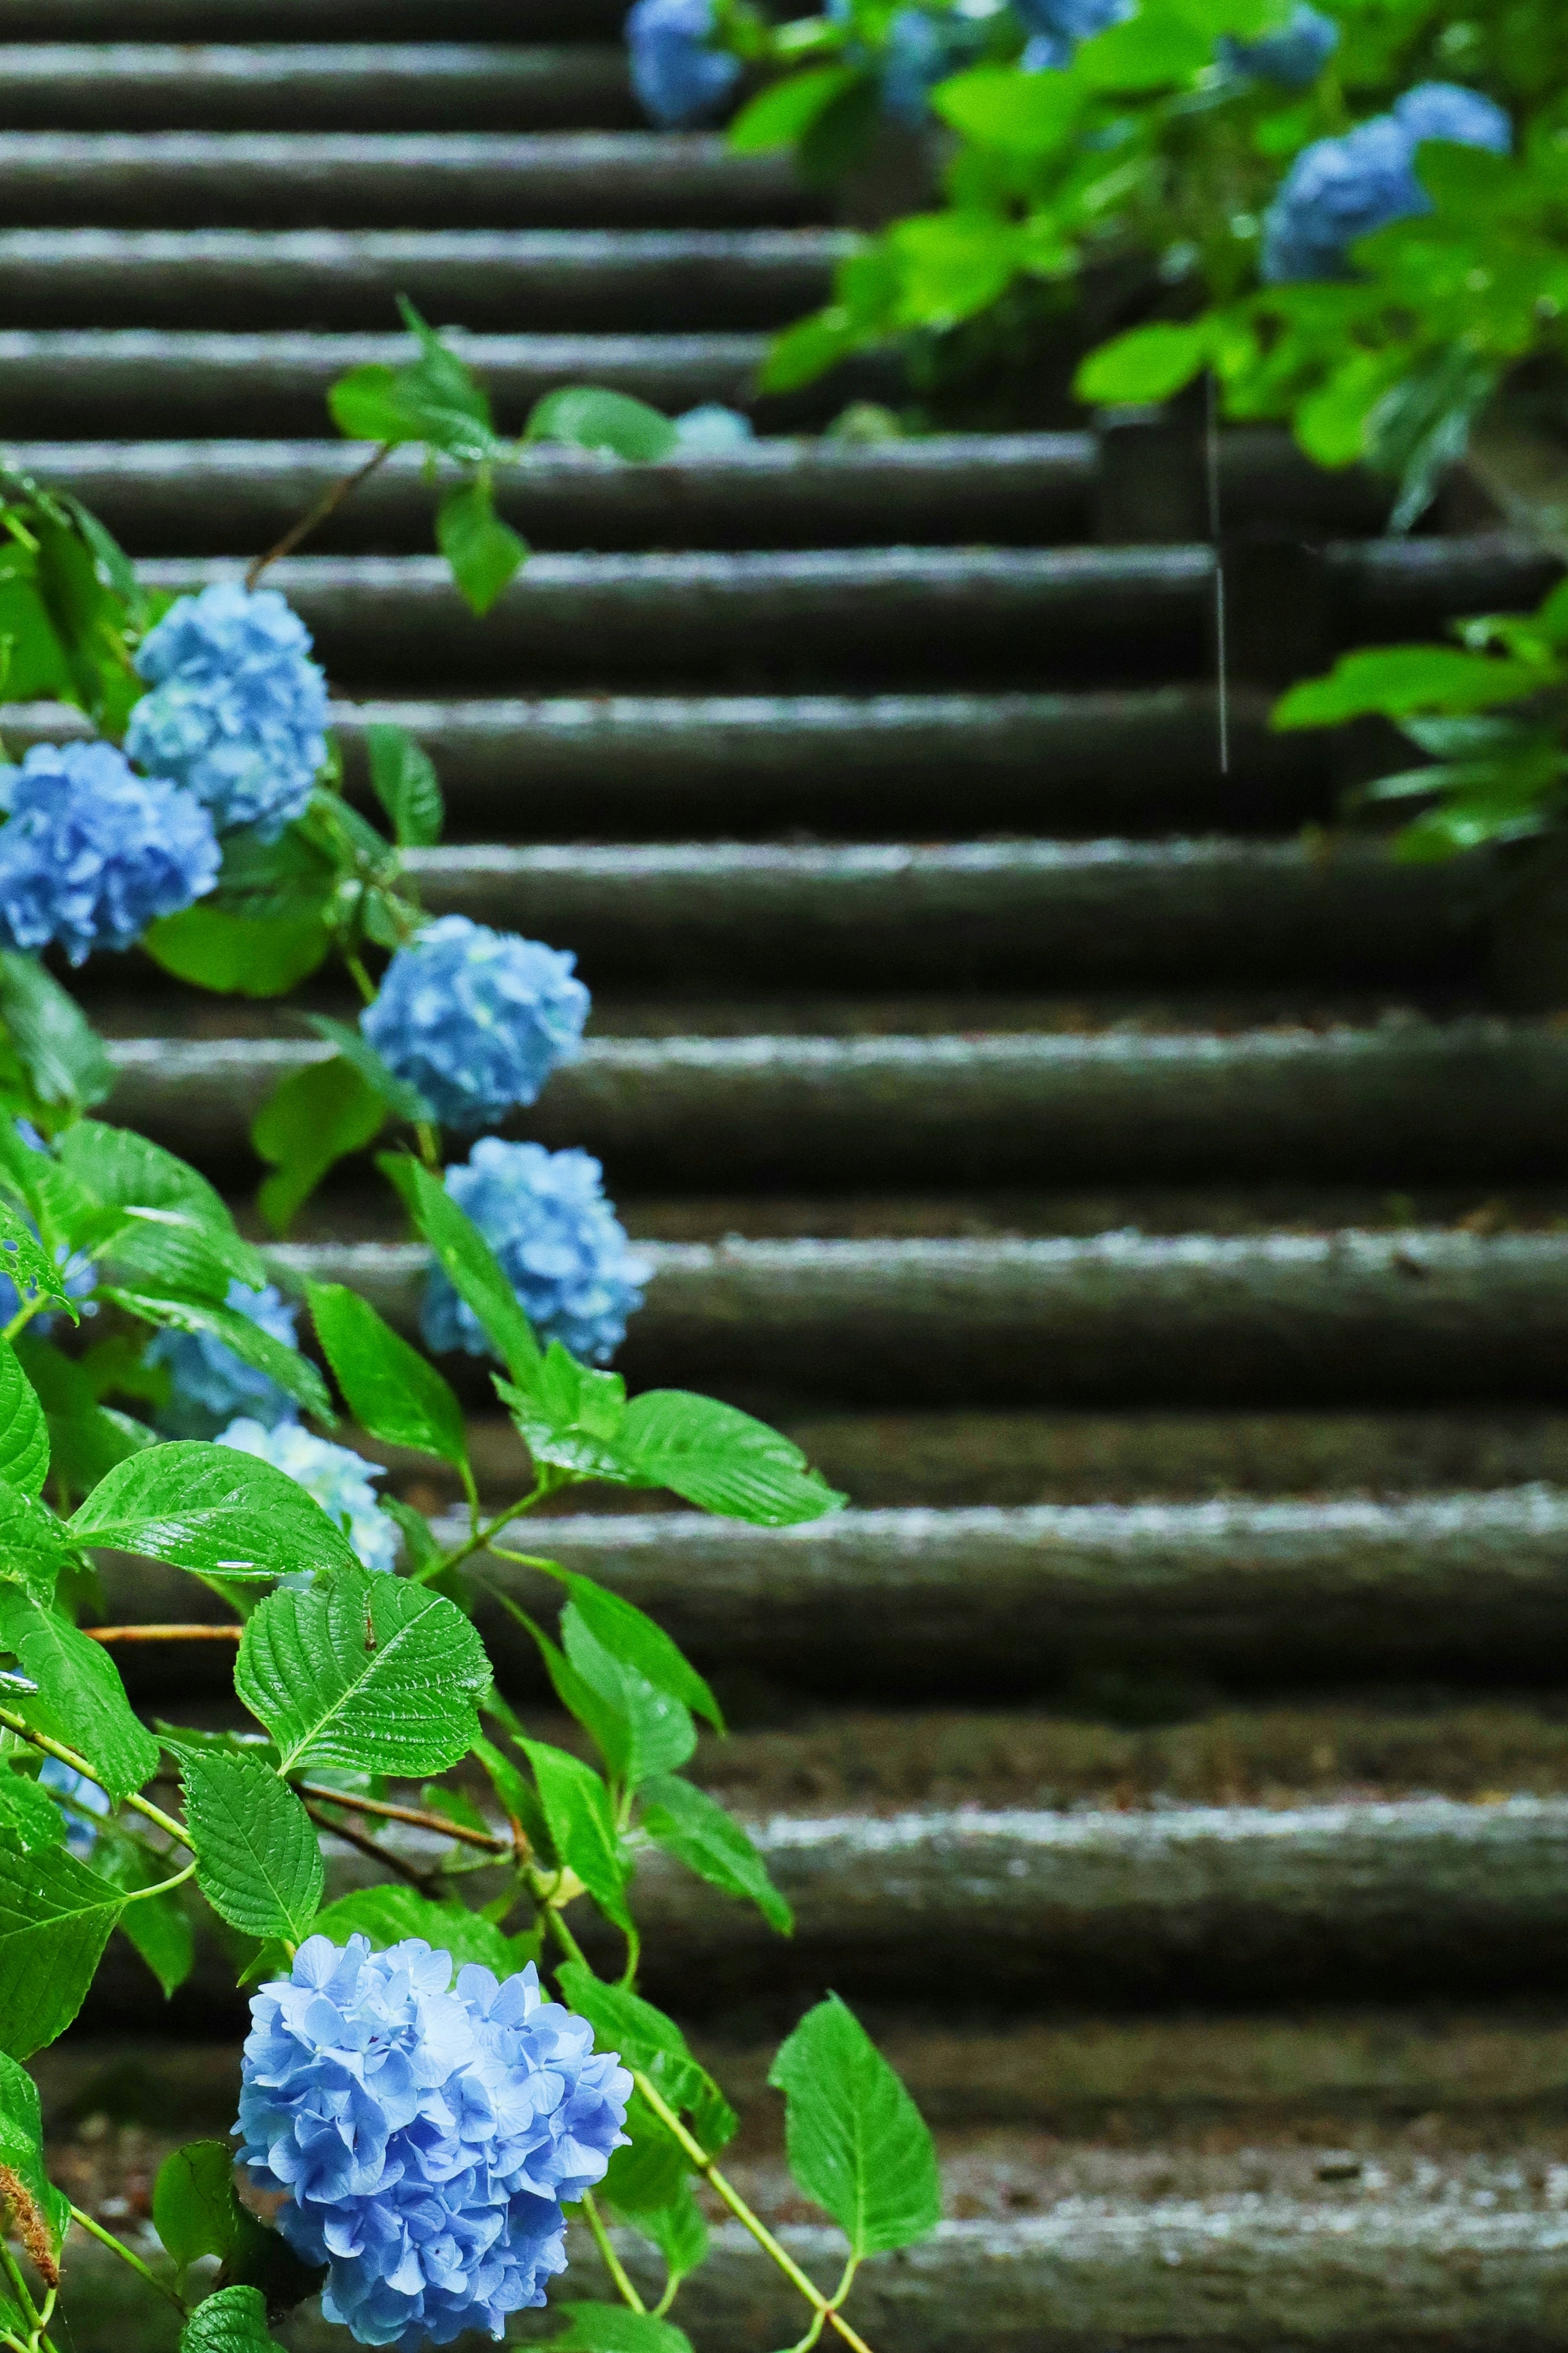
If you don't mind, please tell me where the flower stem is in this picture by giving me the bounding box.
[67,2207,185,2316]
[581,2192,646,2314]
[0,1709,189,1849]
[245,440,394,588]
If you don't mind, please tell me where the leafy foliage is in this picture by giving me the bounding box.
[768,1996,942,2255]
[174,1744,324,1943]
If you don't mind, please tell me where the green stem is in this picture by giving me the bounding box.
[343,949,378,1005]
[1,1299,45,1345]
[67,2207,185,2316]
[629,2075,878,2353]
[121,1858,196,1906]
[245,438,393,587]
[0,2239,38,2333]
[0,1710,189,1849]
[581,2192,646,2314]
[427,1486,547,1583]
[25,2283,54,2353]
[414,1122,442,1170]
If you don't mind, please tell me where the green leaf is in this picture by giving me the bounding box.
[555,1961,736,2154]
[0,952,113,1113]
[473,1726,555,1865]
[638,1774,792,1933]
[619,1391,845,1528]
[598,2088,688,2215]
[69,1441,359,1584]
[552,2308,693,2353]
[561,1603,697,1784]
[365,723,444,849]
[253,1055,387,1236]
[100,1290,332,1423]
[309,1886,533,1976]
[493,1595,638,1781]
[301,1016,433,1126]
[886,211,1021,331]
[174,1745,323,1943]
[1076,321,1212,406]
[308,1281,469,1470]
[1272,645,1547,728]
[728,63,858,153]
[103,1209,267,1305]
[0,1472,77,1601]
[768,1995,940,2255]
[180,2286,283,2353]
[520,1739,631,1931]
[383,1154,542,1386]
[329,298,507,465]
[53,1122,231,1227]
[931,64,1083,154]
[609,2178,708,2289]
[0,1760,65,1853]
[0,1340,47,1499]
[1075,1,1218,87]
[560,1578,723,1733]
[155,2139,250,2273]
[236,1566,491,1776]
[95,1833,195,1997]
[0,1201,74,1323]
[0,1841,124,2056]
[494,1346,628,1479]
[144,905,334,997]
[19,1338,154,1508]
[437,477,527,618]
[525,388,677,465]
[0,2047,70,2271]
[0,1586,158,1798]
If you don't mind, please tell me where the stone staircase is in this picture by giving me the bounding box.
[13,5,1568,2349]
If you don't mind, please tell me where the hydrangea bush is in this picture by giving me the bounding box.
[0,330,938,2353]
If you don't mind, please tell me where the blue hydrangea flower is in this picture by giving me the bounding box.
[0,740,219,966]
[39,1757,111,1860]
[217,1417,400,1574]
[673,404,756,451]
[423,1140,649,1367]
[125,581,329,840]
[1219,4,1339,88]
[238,1938,630,2353]
[360,916,588,1133]
[147,1280,301,1439]
[876,8,990,123]
[1015,0,1133,68]
[1262,82,1512,282]
[627,0,742,126]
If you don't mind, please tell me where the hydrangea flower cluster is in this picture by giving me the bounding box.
[217,1417,400,1574]
[147,1279,301,1439]
[361,916,589,1132]
[39,1757,111,1860]
[0,741,219,966]
[238,1938,630,2353]
[125,580,330,839]
[1017,0,1134,71]
[1262,81,1512,282]
[1218,3,1338,89]
[423,1140,649,1366]
[878,6,991,124]
[626,0,742,126]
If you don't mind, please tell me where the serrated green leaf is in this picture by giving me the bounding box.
[561,1578,722,1732]
[96,1833,195,1997]
[144,904,334,997]
[69,1441,358,1583]
[0,1841,124,2056]
[383,1153,542,1385]
[174,1745,323,1943]
[0,1586,158,1798]
[619,1391,845,1528]
[525,387,677,464]
[520,1740,631,1931]
[555,1962,736,2155]
[0,1760,64,1853]
[103,1209,268,1304]
[768,1995,940,2256]
[253,1055,387,1236]
[302,1015,434,1124]
[0,1199,74,1322]
[608,2177,708,2289]
[309,1886,531,1976]
[99,1290,331,1422]
[0,2046,70,2268]
[1273,645,1546,728]
[307,1280,469,1471]
[0,1472,77,1602]
[236,1566,490,1776]
[0,1339,47,1499]
[365,723,444,849]
[437,477,528,617]
[639,1775,791,1933]
[728,64,858,154]
[180,2286,284,2353]
[154,2139,249,2272]
[494,1347,628,1479]
[562,1604,696,1787]
[53,1122,230,1227]
[0,952,113,1113]
[599,2087,688,2215]
[551,2306,693,2353]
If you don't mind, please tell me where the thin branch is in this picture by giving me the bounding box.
[296,1782,508,1854]
[84,1625,242,1646]
[245,441,393,587]
[66,2208,184,2316]
[0,1706,188,1849]
[303,1800,433,1889]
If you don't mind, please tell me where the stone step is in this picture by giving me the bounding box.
[127,539,1556,692]
[13,0,629,33]
[0,46,638,133]
[6,687,1321,836]
[0,227,850,331]
[0,132,818,230]
[105,1020,1568,1187]
[0,329,871,437]
[260,1229,1568,1409]
[91,1488,1568,1697]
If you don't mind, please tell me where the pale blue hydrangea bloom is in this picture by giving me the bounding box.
[360,916,588,1132]
[878,8,990,123]
[238,1938,630,2353]
[0,740,219,965]
[39,1757,111,1860]
[1219,4,1339,88]
[673,403,756,451]
[126,581,329,839]
[147,1280,301,1439]
[423,1140,649,1366]
[217,1417,400,1574]
[1262,81,1511,281]
[627,0,742,125]
[1016,0,1133,69]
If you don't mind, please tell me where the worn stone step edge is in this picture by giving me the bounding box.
[51,2200,1568,2353]
[91,1488,1568,1693]
[0,46,639,133]
[0,133,818,230]
[18,0,630,33]
[258,1230,1568,1408]
[6,687,1319,834]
